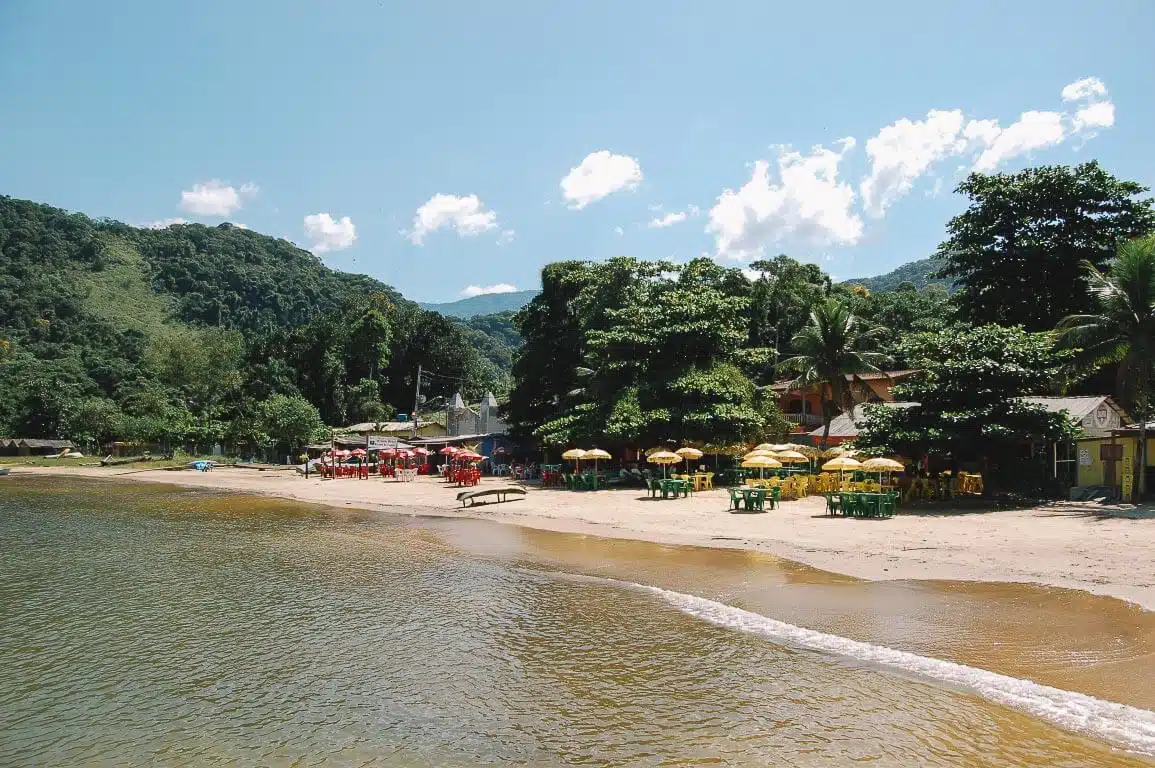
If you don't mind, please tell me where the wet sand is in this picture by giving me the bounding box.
[12,466,1155,611]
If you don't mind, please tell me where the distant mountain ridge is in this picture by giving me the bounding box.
[842,257,954,293]
[419,290,541,318]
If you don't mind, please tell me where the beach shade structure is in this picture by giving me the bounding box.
[741,454,783,480]
[754,443,775,452]
[676,447,703,469]
[378,448,397,459]
[439,446,459,456]
[743,449,776,461]
[584,448,611,473]
[562,448,586,471]
[646,450,681,478]
[457,450,483,462]
[775,449,810,468]
[412,446,429,456]
[861,457,904,485]
[333,449,351,458]
[822,455,863,484]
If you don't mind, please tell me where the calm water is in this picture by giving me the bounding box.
[2,477,1154,766]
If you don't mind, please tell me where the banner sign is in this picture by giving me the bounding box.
[367,434,398,450]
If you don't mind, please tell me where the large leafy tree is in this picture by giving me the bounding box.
[778,298,891,446]
[855,325,1079,494]
[746,254,831,363]
[937,162,1155,331]
[851,283,956,368]
[259,393,325,455]
[1056,235,1155,498]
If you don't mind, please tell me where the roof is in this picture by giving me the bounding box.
[340,421,433,433]
[1020,396,1122,420]
[809,402,919,438]
[771,370,917,392]
[11,438,75,448]
[409,433,508,445]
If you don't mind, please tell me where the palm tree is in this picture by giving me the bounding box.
[778,298,892,447]
[1056,235,1155,499]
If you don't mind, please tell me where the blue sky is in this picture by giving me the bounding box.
[2,1,1153,302]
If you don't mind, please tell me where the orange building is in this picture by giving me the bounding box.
[768,370,917,435]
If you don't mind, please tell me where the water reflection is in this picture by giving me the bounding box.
[0,477,1151,766]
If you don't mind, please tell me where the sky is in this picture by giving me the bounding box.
[2,1,1153,303]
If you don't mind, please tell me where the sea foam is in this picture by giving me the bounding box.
[547,570,1155,756]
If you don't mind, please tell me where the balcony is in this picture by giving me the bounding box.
[785,413,824,428]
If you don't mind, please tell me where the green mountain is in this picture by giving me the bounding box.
[842,257,954,293]
[419,289,540,318]
[0,195,517,442]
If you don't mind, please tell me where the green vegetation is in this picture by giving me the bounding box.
[778,298,892,446]
[0,196,517,454]
[855,326,1081,493]
[937,162,1155,331]
[843,257,952,293]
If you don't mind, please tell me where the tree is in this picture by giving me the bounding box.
[259,393,325,456]
[62,397,124,448]
[855,325,1079,494]
[746,254,831,363]
[778,298,891,447]
[852,285,957,367]
[348,377,389,423]
[937,162,1155,331]
[1056,235,1155,499]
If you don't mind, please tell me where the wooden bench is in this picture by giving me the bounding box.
[457,486,527,508]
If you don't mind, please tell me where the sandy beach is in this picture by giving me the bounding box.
[11,465,1155,611]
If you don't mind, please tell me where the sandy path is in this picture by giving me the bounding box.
[11,466,1155,611]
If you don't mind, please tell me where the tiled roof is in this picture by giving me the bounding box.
[808,402,919,438]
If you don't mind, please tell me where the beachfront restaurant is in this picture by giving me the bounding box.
[1069,420,1155,501]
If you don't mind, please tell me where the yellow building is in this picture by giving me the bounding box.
[1073,426,1154,501]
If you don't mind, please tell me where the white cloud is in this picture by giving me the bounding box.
[707,139,862,260]
[860,109,967,217]
[303,213,357,254]
[1062,77,1107,102]
[460,283,517,298]
[962,119,1002,147]
[972,110,1066,172]
[408,193,498,245]
[145,217,187,229]
[179,180,257,216]
[648,205,700,229]
[497,228,516,245]
[560,150,643,209]
[613,226,624,236]
[1073,101,1115,132]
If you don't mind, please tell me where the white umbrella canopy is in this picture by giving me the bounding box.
[775,450,810,463]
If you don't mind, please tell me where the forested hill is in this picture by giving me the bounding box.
[842,257,954,293]
[419,290,540,318]
[0,195,516,443]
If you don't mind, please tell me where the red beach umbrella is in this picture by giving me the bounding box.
[333,449,351,457]
[412,447,429,456]
[439,446,459,456]
[350,448,367,457]
[457,450,482,461]
[378,448,397,458]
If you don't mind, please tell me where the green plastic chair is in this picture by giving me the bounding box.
[728,488,742,510]
[824,493,840,516]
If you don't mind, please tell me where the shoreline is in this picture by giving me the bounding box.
[10,465,1155,611]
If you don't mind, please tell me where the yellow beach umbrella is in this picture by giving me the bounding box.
[646,449,680,478]
[862,457,904,486]
[743,449,775,460]
[754,443,774,451]
[585,448,611,473]
[741,454,782,480]
[861,457,904,472]
[775,450,810,463]
[676,447,703,470]
[561,448,586,471]
[822,456,862,471]
[822,455,862,484]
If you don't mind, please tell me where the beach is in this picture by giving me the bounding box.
[11,465,1155,611]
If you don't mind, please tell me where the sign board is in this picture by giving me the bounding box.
[367,434,398,450]
[1122,464,1134,500]
[1078,449,1092,466]
[1100,444,1124,460]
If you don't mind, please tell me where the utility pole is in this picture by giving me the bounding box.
[411,365,422,440]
